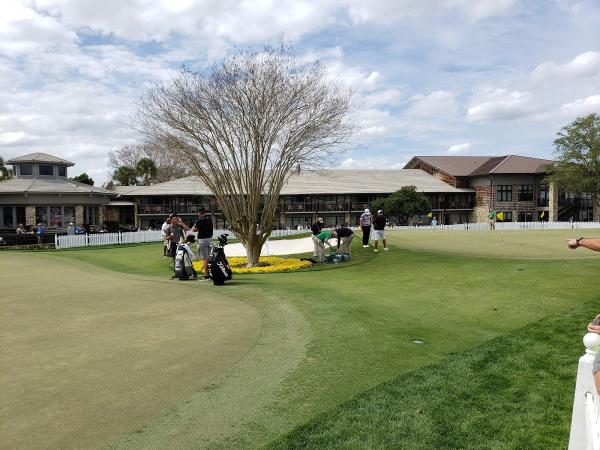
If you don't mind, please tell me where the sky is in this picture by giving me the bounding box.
[1,0,599,184]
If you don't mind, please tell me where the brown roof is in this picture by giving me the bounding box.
[473,155,554,175]
[405,155,554,176]
[405,156,494,176]
[6,152,75,166]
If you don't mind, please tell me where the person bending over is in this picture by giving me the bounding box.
[335,225,354,255]
[315,228,337,262]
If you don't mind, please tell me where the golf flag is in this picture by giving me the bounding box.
[540,211,545,219]
[496,211,504,221]
[427,212,433,218]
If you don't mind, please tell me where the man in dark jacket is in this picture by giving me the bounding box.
[311,217,324,258]
[192,210,214,281]
[311,217,324,235]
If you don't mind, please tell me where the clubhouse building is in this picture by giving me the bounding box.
[1,152,598,230]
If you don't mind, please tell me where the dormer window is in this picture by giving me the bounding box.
[20,164,33,176]
[58,166,66,177]
[39,164,54,176]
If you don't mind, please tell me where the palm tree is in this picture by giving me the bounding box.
[112,165,137,186]
[135,158,158,185]
[0,157,13,181]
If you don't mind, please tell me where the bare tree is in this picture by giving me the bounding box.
[137,47,354,266]
[108,140,190,184]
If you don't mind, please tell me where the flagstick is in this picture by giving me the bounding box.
[501,228,504,247]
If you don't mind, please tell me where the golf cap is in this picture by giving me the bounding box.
[378,210,383,214]
[365,208,370,213]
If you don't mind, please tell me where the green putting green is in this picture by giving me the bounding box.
[3,228,600,449]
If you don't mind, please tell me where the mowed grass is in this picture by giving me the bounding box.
[7,229,600,449]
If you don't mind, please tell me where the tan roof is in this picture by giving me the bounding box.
[6,152,75,166]
[118,170,473,197]
[406,155,554,176]
[0,177,114,195]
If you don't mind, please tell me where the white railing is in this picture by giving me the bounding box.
[569,332,600,450]
[55,230,164,249]
[385,221,600,232]
[54,228,309,249]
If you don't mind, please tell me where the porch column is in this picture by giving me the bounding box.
[75,205,84,225]
[25,206,36,227]
[548,183,559,222]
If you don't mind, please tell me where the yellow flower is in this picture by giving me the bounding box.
[193,256,312,274]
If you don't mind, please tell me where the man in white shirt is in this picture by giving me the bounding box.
[161,216,171,256]
[359,208,373,248]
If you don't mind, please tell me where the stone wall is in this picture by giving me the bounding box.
[25,206,36,226]
[75,205,84,225]
[473,185,491,223]
[548,183,559,222]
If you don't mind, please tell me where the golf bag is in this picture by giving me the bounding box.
[208,234,232,286]
[174,244,197,280]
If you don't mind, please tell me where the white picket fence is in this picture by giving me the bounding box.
[569,333,600,450]
[54,228,309,249]
[387,221,600,232]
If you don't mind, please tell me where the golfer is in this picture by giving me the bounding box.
[372,210,389,252]
[568,237,600,393]
[161,216,171,256]
[359,208,373,247]
[166,214,188,271]
[192,210,213,281]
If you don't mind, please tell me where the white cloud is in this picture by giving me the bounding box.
[559,95,600,116]
[346,0,516,23]
[531,51,600,83]
[467,88,536,122]
[409,90,459,117]
[340,156,407,169]
[447,142,471,153]
[0,1,76,56]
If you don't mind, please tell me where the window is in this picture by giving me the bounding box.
[518,185,533,202]
[58,166,66,177]
[499,211,512,222]
[20,164,33,176]
[2,206,14,228]
[35,206,48,225]
[39,165,54,176]
[49,206,62,227]
[496,185,512,202]
[537,183,548,206]
[517,211,533,222]
[64,207,75,225]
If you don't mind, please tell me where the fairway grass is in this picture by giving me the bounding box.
[4,229,600,449]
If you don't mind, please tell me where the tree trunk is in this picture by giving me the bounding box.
[243,232,263,267]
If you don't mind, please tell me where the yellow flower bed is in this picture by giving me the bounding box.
[193,256,311,274]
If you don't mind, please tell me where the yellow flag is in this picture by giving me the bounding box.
[540,211,545,219]
[427,212,433,218]
[496,212,504,221]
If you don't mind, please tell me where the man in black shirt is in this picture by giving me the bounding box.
[372,210,389,252]
[192,210,214,280]
[335,225,354,255]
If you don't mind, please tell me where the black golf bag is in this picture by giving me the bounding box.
[207,234,232,285]
[174,244,197,280]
